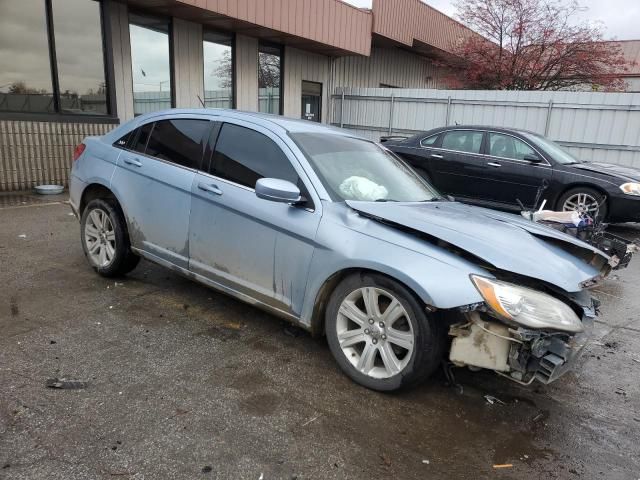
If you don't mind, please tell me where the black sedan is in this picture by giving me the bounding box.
[384,126,640,223]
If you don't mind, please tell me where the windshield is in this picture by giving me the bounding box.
[290,132,441,202]
[522,133,581,165]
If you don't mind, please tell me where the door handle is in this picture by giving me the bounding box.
[431,154,444,159]
[487,162,502,168]
[124,157,142,167]
[197,182,223,196]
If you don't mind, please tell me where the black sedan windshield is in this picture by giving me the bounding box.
[291,132,440,202]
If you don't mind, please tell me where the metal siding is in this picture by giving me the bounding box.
[173,18,204,108]
[332,87,640,168]
[0,121,112,191]
[178,0,371,56]
[108,1,134,121]
[235,34,259,111]
[283,47,331,122]
[372,0,479,56]
[333,47,445,91]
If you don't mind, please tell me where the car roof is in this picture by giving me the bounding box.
[425,125,539,136]
[136,108,351,135]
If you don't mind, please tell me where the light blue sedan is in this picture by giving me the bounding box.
[69,109,610,391]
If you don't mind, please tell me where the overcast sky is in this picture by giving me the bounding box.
[344,0,639,40]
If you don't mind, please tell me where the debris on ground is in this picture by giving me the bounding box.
[301,414,321,427]
[493,464,513,469]
[379,453,392,467]
[422,459,430,464]
[45,378,88,390]
[531,411,547,423]
[201,465,212,473]
[615,387,627,397]
[17,234,26,239]
[484,395,506,405]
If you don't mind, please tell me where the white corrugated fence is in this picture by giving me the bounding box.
[331,88,640,168]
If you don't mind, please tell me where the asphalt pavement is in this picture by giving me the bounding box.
[1,193,639,479]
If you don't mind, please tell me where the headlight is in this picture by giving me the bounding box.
[620,182,640,196]
[470,276,583,333]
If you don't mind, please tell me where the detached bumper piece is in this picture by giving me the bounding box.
[449,313,594,385]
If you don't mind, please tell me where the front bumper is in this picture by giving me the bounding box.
[512,317,593,384]
[608,193,640,223]
[449,311,594,385]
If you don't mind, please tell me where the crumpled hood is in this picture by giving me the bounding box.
[346,200,608,292]
[569,162,640,182]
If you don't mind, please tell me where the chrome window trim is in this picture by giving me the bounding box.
[418,128,553,167]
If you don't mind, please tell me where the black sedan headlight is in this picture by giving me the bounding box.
[619,182,640,196]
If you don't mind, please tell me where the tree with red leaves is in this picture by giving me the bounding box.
[450,0,631,91]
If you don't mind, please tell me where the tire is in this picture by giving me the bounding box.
[325,272,445,391]
[556,187,608,222]
[81,198,140,277]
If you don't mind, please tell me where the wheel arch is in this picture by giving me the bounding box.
[554,182,609,210]
[309,267,433,338]
[79,182,118,216]
[79,183,133,239]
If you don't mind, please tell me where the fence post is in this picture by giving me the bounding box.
[445,96,452,126]
[388,92,395,135]
[544,100,554,136]
[340,89,345,128]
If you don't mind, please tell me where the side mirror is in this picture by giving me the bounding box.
[524,154,542,163]
[255,178,301,204]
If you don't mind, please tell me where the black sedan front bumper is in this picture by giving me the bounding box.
[608,193,640,223]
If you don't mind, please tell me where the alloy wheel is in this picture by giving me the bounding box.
[562,192,600,217]
[84,208,116,267]
[336,287,415,379]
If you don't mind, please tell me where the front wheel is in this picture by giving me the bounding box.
[557,187,608,222]
[325,273,445,391]
[81,199,140,277]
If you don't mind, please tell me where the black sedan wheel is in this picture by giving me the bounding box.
[557,187,608,221]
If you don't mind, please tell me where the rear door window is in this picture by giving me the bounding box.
[420,134,439,147]
[114,130,134,149]
[131,122,153,153]
[209,123,299,188]
[145,119,211,169]
[441,130,483,154]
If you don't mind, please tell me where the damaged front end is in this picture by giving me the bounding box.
[448,278,598,385]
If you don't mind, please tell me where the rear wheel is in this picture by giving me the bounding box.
[81,199,139,277]
[557,187,608,221]
[325,273,445,391]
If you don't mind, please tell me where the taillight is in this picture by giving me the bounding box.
[73,143,86,162]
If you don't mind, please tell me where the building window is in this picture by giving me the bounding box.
[53,0,108,114]
[0,0,109,116]
[130,13,172,116]
[258,44,282,115]
[203,31,233,109]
